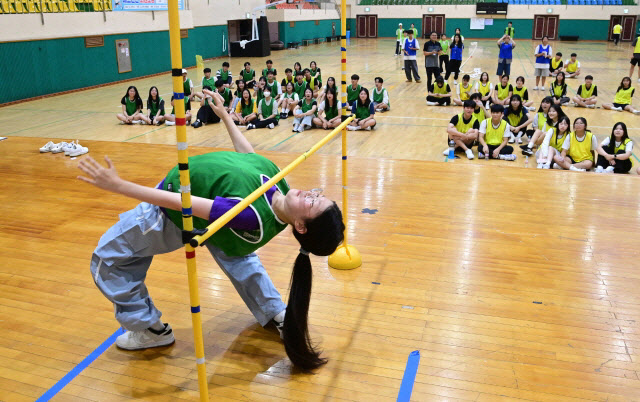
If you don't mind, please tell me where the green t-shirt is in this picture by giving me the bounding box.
[217,69,230,82]
[259,98,279,121]
[347,84,362,103]
[162,152,290,257]
[123,97,138,116]
[439,39,449,53]
[241,68,255,82]
[294,81,308,100]
[202,76,216,90]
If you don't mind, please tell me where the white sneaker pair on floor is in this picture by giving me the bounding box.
[40,140,89,157]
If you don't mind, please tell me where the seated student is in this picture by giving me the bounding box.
[595,122,633,173]
[117,86,145,124]
[550,72,570,105]
[572,75,597,108]
[193,67,216,101]
[477,104,517,161]
[513,76,535,111]
[214,80,235,113]
[348,88,377,131]
[239,62,256,89]
[231,88,257,126]
[474,72,493,108]
[293,62,303,78]
[535,115,570,169]
[549,52,564,77]
[164,95,192,126]
[303,68,320,98]
[492,74,513,106]
[426,76,452,106]
[278,82,300,119]
[262,60,277,78]
[503,94,529,144]
[453,74,473,106]
[309,61,322,87]
[470,92,489,123]
[312,88,343,130]
[265,70,282,101]
[247,87,279,130]
[371,77,390,112]
[294,72,310,102]
[444,99,480,160]
[524,96,552,140]
[316,76,336,103]
[281,68,295,89]
[564,53,581,78]
[216,62,233,88]
[293,87,317,133]
[141,86,165,125]
[254,76,267,105]
[603,77,640,114]
[554,117,597,172]
[191,86,221,128]
[346,74,362,111]
[521,103,565,156]
[232,79,247,112]
[181,69,195,101]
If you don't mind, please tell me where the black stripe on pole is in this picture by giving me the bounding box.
[340,35,346,39]
[172,68,183,77]
[179,163,189,171]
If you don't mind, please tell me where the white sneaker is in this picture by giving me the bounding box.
[569,165,586,172]
[64,141,80,156]
[613,107,623,112]
[595,166,604,173]
[633,110,640,115]
[292,124,298,132]
[605,166,615,173]
[553,163,563,170]
[246,124,256,130]
[69,144,89,157]
[39,141,57,153]
[533,86,539,90]
[51,141,70,154]
[453,80,458,85]
[508,136,515,144]
[586,104,596,109]
[267,123,275,129]
[543,163,550,169]
[132,120,142,124]
[465,149,474,160]
[365,126,371,131]
[540,86,545,91]
[426,101,438,106]
[165,120,176,126]
[271,310,285,339]
[499,154,517,161]
[116,323,175,350]
[537,163,543,169]
[516,137,523,144]
[347,125,357,131]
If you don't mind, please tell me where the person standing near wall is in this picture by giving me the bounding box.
[496,35,515,79]
[411,23,418,39]
[395,23,404,56]
[504,21,515,38]
[403,29,421,83]
[612,23,622,45]
[423,31,442,89]
[533,36,552,91]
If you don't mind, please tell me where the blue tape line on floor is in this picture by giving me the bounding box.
[397,350,420,402]
[36,327,125,402]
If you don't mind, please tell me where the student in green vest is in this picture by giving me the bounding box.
[572,75,597,108]
[513,76,535,111]
[281,68,295,89]
[595,122,634,173]
[78,91,344,370]
[254,76,267,105]
[521,102,565,156]
[503,94,529,144]
[535,115,570,169]
[278,82,300,119]
[231,88,257,126]
[294,72,309,101]
[312,88,342,130]
[215,62,233,88]
[444,99,480,160]
[292,87,317,133]
[191,86,221,129]
[410,23,418,39]
[395,23,404,56]
[231,79,246,112]
[554,117,597,171]
[265,70,282,102]
[371,77,390,112]
[346,74,362,111]
[477,104,516,160]
[182,69,195,101]
[439,33,450,76]
[117,86,145,124]
[426,76,452,106]
[164,95,192,126]
[141,86,165,126]
[194,67,216,101]
[214,80,235,114]
[550,72,569,105]
[603,77,640,114]
[492,74,513,106]
[348,88,377,131]
[262,59,277,78]
[240,62,256,89]
[247,86,279,130]
[309,61,322,87]
[504,21,515,38]
[316,76,336,103]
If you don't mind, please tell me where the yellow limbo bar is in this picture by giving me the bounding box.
[189,115,355,248]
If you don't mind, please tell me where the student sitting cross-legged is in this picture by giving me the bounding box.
[312,88,343,130]
[371,77,390,112]
[348,88,377,131]
[292,87,318,133]
[140,86,165,126]
[535,115,570,169]
[426,76,452,106]
[595,122,634,174]
[191,86,222,129]
[453,74,474,106]
[477,104,517,161]
[444,100,480,160]
[247,87,279,130]
[572,75,597,108]
[231,88,257,127]
[503,94,530,144]
[553,117,597,172]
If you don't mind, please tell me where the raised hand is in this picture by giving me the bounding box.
[77,156,123,193]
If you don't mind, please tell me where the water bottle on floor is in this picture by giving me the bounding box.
[448,139,455,159]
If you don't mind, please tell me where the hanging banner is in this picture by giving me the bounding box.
[112,0,184,11]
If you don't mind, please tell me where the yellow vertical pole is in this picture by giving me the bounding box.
[328,0,362,270]
[167,0,209,400]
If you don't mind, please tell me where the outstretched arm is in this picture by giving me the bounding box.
[209,92,254,153]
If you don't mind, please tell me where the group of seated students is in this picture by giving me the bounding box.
[117,59,391,133]
[446,92,635,174]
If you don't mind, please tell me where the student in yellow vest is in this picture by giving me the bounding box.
[478,104,517,161]
[453,74,474,106]
[426,76,452,106]
[474,72,493,109]
[492,74,513,106]
[231,88,257,126]
[470,93,490,123]
[445,100,480,160]
[603,77,640,114]
[629,36,640,83]
[312,88,343,130]
[513,76,535,111]
[78,91,344,370]
[521,102,565,156]
[550,72,569,105]
[595,122,634,173]
[535,115,570,169]
[554,117,597,171]
[549,52,564,77]
[503,94,530,144]
[572,75,598,108]
[523,96,552,140]
[613,23,622,45]
[564,53,581,78]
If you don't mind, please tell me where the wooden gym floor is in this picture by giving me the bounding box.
[1,38,640,401]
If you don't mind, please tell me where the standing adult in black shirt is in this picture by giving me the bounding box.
[423,31,442,90]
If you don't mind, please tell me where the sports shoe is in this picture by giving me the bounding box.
[569,165,585,172]
[247,124,256,130]
[454,80,458,85]
[508,136,515,144]
[537,163,543,169]
[271,310,285,339]
[521,147,533,156]
[516,137,523,144]
[132,120,142,124]
[595,166,604,173]
[405,79,412,82]
[465,149,474,160]
[64,141,80,156]
[613,106,623,112]
[39,141,57,153]
[533,86,538,90]
[365,126,372,131]
[191,120,202,128]
[633,110,640,115]
[267,123,275,129]
[415,80,421,83]
[51,141,70,154]
[586,104,596,109]
[426,101,438,106]
[553,163,563,170]
[605,166,615,173]
[540,86,545,91]
[116,323,175,350]
[69,143,89,157]
[499,154,517,161]
[292,124,298,132]
[165,120,176,126]
[527,106,536,112]
[542,163,550,169]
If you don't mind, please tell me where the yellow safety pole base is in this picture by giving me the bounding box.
[328,244,362,270]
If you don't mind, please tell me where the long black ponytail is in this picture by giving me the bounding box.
[284,202,344,371]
